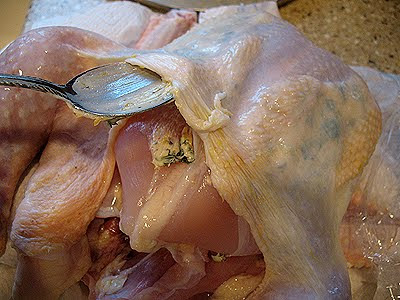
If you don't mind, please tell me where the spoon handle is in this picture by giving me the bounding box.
[0,74,69,99]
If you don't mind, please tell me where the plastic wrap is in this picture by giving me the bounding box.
[348,67,400,299]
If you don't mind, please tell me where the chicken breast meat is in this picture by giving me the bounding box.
[0,2,382,299]
[125,8,381,298]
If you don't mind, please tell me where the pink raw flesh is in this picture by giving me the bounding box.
[115,124,153,228]
[103,248,176,300]
[173,255,265,299]
[98,248,264,299]
[160,178,239,254]
[135,10,197,50]
[115,105,240,254]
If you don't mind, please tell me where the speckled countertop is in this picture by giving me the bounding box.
[280,0,400,74]
[25,0,399,73]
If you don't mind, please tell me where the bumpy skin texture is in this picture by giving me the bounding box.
[127,10,381,299]
[4,11,196,297]
[29,1,156,47]
[1,27,130,299]
[0,27,128,257]
[10,104,117,257]
[343,68,400,298]
[1,7,382,300]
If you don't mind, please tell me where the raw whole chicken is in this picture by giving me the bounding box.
[121,7,381,299]
[0,1,386,299]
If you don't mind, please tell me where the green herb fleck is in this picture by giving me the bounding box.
[211,253,226,263]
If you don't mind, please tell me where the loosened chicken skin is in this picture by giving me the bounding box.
[0,26,128,258]
[126,9,381,298]
[1,5,196,298]
[0,2,382,299]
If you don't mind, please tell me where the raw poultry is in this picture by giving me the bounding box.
[0,1,395,299]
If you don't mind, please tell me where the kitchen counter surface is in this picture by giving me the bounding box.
[8,0,400,74]
[280,0,399,74]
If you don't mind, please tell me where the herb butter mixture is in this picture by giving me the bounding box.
[1,1,391,300]
[151,126,195,166]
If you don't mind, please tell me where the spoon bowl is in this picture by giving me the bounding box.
[0,62,173,124]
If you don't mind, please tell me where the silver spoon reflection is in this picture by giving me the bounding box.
[0,62,173,124]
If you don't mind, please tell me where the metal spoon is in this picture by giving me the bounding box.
[0,62,173,124]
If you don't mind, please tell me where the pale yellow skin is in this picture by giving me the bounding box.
[0,5,382,300]
[0,27,129,299]
[128,9,381,299]
[0,27,126,257]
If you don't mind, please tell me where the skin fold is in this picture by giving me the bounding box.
[2,7,196,298]
[2,27,129,299]
[0,27,128,257]
[127,9,381,298]
[0,2,384,299]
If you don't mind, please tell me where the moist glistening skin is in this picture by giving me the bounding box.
[0,2,382,299]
